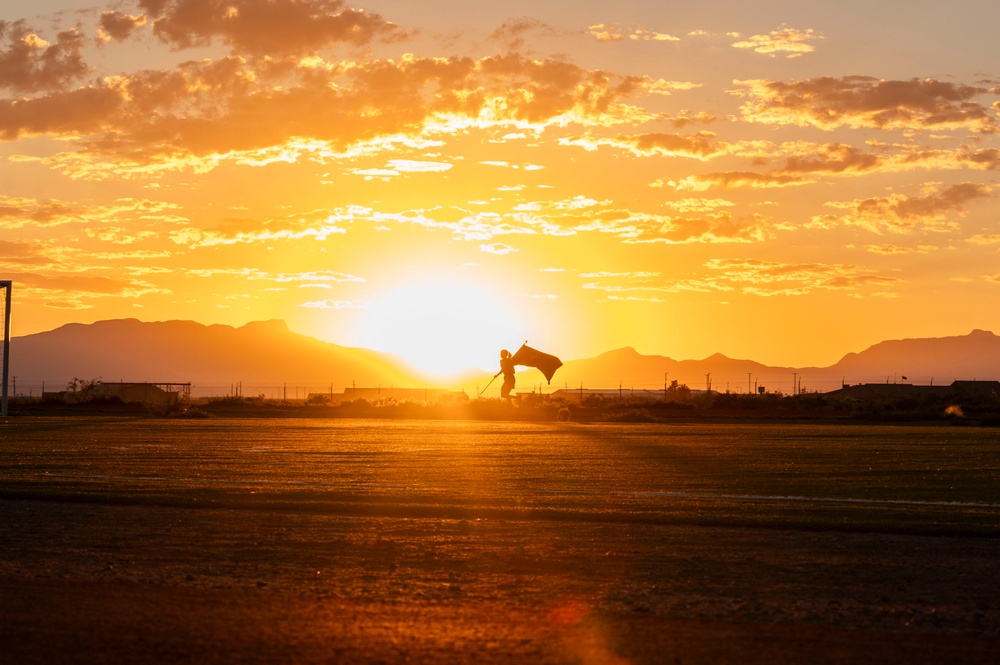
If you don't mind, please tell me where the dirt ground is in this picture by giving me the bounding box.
[2,499,998,664]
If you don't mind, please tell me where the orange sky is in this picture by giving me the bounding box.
[2,1,1000,379]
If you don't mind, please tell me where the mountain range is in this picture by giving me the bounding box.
[7,319,1000,396]
[7,319,419,395]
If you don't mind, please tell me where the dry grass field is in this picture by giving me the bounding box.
[1,417,998,663]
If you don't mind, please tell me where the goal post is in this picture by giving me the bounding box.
[1,281,10,417]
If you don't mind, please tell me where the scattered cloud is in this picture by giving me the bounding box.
[0,21,89,92]
[968,233,1000,245]
[578,258,896,298]
[865,243,937,255]
[669,172,808,191]
[4,270,170,300]
[560,131,721,159]
[98,12,148,43]
[170,219,348,246]
[704,258,897,295]
[140,0,406,56]
[480,242,517,254]
[489,18,563,51]
[735,76,998,133]
[732,25,821,58]
[588,24,680,42]
[388,159,453,173]
[301,299,365,309]
[0,52,660,176]
[0,196,184,229]
[810,183,992,234]
[188,268,365,284]
[0,239,55,266]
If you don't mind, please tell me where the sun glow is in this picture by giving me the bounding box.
[356,278,522,379]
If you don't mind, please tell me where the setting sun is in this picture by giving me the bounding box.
[354,278,523,378]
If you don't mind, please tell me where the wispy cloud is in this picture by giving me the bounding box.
[734,77,998,133]
[301,299,366,310]
[810,183,992,234]
[732,25,821,58]
[588,24,680,43]
[141,0,406,56]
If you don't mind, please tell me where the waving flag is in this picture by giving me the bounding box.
[510,343,563,384]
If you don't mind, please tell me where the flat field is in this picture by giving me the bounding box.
[1,417,998,663]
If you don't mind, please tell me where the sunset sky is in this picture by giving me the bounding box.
[3,0,1000,379]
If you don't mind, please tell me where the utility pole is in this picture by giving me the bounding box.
[1,281,11,418]
[793,372,798,396]
[748,372,751,395]
[705,373,712,392]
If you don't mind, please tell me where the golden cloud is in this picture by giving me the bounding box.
[1,52,654,175]
[571,206,771,245]
[489,18,563,51]
[98,12,148,42]
[704,258,897,295]
[0,86,123,140]
[187,268,365,284]
[560,131,720,159]
[0,195,184,229]
[0,21,89,92]
[301,299,365,309]
[169,219,347,247]
[812,182,992,234]
[779,143,883,174]
[736,76,998,133]
[967,233,1000,245]
[864,243,936,255]
[479,242,517,255]
[670,172,808,191]
[625,212,772,245]
[4,271,169,298]
[587,24,679,42]
[0,240,54,266]
[139,0,405,56]
[959,147,1000,170]
[732,25,821,58]
[668,111,716,128]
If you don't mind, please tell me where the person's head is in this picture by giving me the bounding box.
[500,349,510,359]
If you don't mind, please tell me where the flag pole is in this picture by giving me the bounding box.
[478,373,498,396]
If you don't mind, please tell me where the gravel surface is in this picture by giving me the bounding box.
[1,417,998,663]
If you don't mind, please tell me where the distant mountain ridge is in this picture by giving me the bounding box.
[552,330,1000,393]
[7,319,1000,395]
[9,318,422,392]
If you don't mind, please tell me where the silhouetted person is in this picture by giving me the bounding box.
[496,349,515,404]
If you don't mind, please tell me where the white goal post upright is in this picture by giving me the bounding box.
[1,281,10,417]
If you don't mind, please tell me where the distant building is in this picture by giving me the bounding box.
[549,388,710,401]
[307,386,467,404]
[45,382,190,407]
[826,380,1000,400]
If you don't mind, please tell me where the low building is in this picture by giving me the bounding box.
[826,380,1000,400]
[307,386,467,404]
[45,382,190,407]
